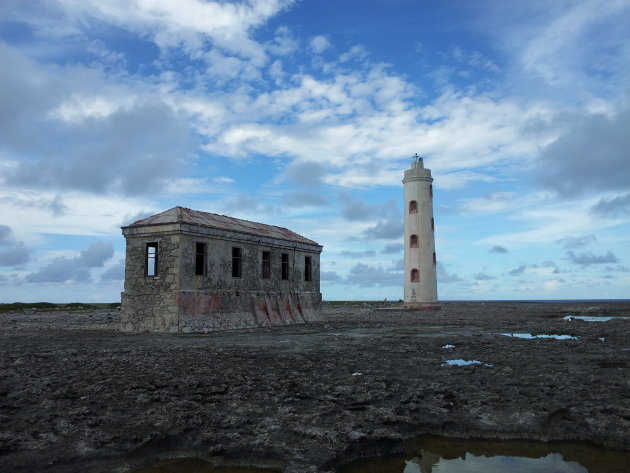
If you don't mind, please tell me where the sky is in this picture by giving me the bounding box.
[0,0,629,303]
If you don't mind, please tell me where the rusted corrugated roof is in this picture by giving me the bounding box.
[128,207,321,247]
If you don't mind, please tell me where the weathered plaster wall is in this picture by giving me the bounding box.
[121,231,181,332]
[403,159,438,307]
[176,231,321,332]
[121,223,322,333]
[178,231,320,294]
[177,291,320,332]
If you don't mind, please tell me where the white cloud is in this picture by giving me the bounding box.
[196,71,556,190]
[101,258,125,281]
[518,0,629,88]
[212,176,235,184]
[537,109,630,197]
[204,49,262,81]
[459,192,516,214]
[437,262,463,283]
[557,235,597,249]
[451,46,500,73]
[526,266,559,277]
[436,171,496,190]
[266,26,299,56]
[344,262,401,287]
[567,250,619,266]
[592,193,630,218]
[0,225,30,266]
[478,195,624,249]
[268,59,285,82]
[56,0,294,62]
[162,178,236,195]
[0,190,152,241]
[325,166,402,188]
[543,279,563,292]
[339,45,369,63]
[26,241,114,283]
[0,43,200,196]
[481,0,630,101]
[49,95,134,123]
[310,35,331,53]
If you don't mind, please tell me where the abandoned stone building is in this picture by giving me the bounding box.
[121,207,323,332]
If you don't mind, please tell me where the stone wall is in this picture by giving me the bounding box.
[121,231,181,332]
[178,232,320,294]
[177,291,322,332]
[121,223,322,333]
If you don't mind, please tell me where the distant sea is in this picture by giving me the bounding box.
[442,299,630,303]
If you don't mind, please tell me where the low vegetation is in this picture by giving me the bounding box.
[0,302,120,314]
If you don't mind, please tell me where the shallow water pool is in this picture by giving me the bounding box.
[442,359,492,367]
[339,436,630,473]
[564,315,630,322]
[499,333,578,340]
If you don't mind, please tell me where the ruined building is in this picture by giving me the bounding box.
[121,207,323,332]
[403,156,440,309]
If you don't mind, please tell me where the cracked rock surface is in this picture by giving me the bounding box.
[0,301,629,472]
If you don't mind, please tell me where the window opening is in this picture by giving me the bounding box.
[232,247,242,278]
[433,252,437,265]
[146,242,158,276]
[411,269,419,282]
[195,242,206,276]
[431,217,435,231]
[305,256,312,282]
[429,185,433,198]
[281,253,289,280]
[262,251,271,279]
[409,200,418,213]
[410,234,418,248]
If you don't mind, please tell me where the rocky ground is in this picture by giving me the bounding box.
[0,301,629,473]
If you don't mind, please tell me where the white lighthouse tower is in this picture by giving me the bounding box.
[403,154,440,309]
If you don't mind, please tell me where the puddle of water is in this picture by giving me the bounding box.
[442,344,455,349]
[338,436,630,473]
[443,359,492,367]
[401,453,583,472]
[130,458,281,473]
[564,315,630,322]
[499,333,578,340]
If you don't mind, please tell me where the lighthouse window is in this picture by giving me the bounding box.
[410,234,418,248]
[409,200,418,213]
[433,252,437,265]
[411,269,419,282]
[431,217,434,231]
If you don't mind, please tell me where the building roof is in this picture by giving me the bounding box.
[126,207,321,247]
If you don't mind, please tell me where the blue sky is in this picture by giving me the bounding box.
[0,0,629,302]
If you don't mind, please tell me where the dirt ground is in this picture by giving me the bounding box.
[0,301,629,473]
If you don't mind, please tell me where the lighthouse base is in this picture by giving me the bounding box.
[402,302,441,311]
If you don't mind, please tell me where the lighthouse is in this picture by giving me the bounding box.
[403,154,440,309]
